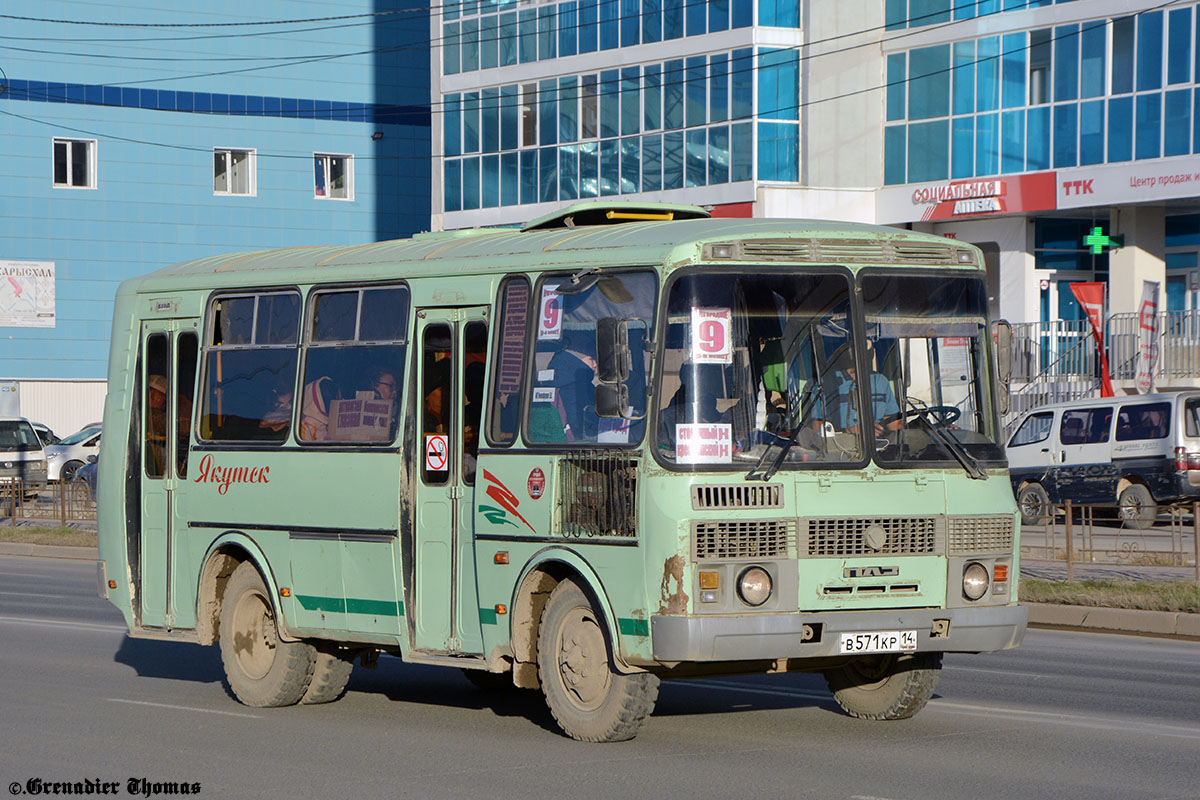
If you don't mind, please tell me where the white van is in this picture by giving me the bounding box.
[1006,392,1200,529]
[0,416,49,496]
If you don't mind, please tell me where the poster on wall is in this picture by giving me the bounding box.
[0,261,56,328]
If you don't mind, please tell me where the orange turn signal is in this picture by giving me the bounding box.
[107,580,117,590]
[279,587,291,597]
[494,552,510,565]
[699,571,720,590]
[494,604,508,615]
[992,565,1009,582]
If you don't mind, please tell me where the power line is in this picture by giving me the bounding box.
[2,0,1185,159]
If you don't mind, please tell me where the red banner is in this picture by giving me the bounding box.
[1069,281,1113,397]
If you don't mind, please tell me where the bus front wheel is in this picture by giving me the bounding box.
[824,652,941,720]
[536,579,659,742]
[219,562,315,707]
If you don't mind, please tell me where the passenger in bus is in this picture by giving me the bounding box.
[367,366,398,402]
[300,375,336,440]
[546,329,598,442]
[659,362,731,445]
[147,373,169,473]
[423,358,451,434]
[259,379,294,433]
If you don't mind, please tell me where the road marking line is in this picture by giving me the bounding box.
[0,614,126,633]
[106,698,261,719]
[672,679,1200,740]
[948,666,1045,678]
[0,590,73,599]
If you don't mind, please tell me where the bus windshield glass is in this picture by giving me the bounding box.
[656,270,863,467]
[861,272,1004,468]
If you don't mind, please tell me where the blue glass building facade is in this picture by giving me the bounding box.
[0,1,430,391]
[436,0,803,225]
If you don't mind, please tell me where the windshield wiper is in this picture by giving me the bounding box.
[911,406,986,480]
[745,334,825,481]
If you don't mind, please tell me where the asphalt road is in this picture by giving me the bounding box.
[2,555,1198,800]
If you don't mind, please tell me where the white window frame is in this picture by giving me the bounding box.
[52,137,97,189]
[213,147,257,197]
[313,153,355,201]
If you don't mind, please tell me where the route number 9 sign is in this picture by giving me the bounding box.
[690,307,732,364]
[537,286,562,341]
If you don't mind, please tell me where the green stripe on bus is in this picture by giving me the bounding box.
[296,595,403,617]
[618,617,649,637]
[479,607,498,625]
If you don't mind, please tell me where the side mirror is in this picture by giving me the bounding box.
[595,317,631,383]
[994,319,1012,415]
[86,454,98,464]
[594,382,629,418]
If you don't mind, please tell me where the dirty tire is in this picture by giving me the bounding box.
[1017,483,1051,526]
[1118,484,1157,530]
[537,579,659,742]
[461,668,515,692]
[219,561,315,707]
[824,652,942,720]
[301,645,354,704]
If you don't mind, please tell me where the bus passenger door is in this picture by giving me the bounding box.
[138,320,200,629]
[411,308,488,655]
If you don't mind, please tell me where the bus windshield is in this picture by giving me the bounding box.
[656,269,863,467]
[861,272,1005,468]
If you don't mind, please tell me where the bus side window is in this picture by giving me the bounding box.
[487,277,531,447]
[422,324,452,485]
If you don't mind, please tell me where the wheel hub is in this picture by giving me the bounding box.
[231,589,276,680]
[557,608,610,711]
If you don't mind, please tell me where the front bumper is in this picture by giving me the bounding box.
[651,604,1028,662]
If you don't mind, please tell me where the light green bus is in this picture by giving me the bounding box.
[97,202,1027,742]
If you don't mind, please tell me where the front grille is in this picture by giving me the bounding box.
[805,516,938,556]
[692,483,783,510]
[693,518,797,560]
[948,515,1015,554]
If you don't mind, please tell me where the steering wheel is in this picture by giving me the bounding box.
[880,400,961,427]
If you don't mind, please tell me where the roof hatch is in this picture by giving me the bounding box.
[520,201,710,231]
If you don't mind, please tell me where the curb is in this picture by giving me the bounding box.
[0,542,99,561]
[1026,602,1200,640]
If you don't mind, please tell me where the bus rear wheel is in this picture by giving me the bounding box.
[301,645,354,704]
[824,652,942,720]
[219,561,315,707]
[536,579,659,742]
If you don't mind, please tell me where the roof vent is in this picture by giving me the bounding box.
[521,201,710,231]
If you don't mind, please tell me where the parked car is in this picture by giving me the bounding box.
[46,425,102,482]
[0,416,49,496]
[30,422,60,447]
[1006,391,1200,529]
[73,455,98,501]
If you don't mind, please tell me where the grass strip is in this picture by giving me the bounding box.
[0,526,98,548]
[1020,577,1200,614]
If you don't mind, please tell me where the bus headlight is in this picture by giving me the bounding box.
[737,567,772,607]
[962,562,989,601]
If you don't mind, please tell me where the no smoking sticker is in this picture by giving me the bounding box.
[425,434,449,472]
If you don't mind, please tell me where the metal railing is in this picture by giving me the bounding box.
[1005,310,1200,430]
[2,480,97,525]
[1020,500,1200,586]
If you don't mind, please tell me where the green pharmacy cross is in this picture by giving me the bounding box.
[1084,227,1124,254]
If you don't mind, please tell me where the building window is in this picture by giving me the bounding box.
[213,148,255,196]
[314,154,353,200]
[52,138,96,188]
